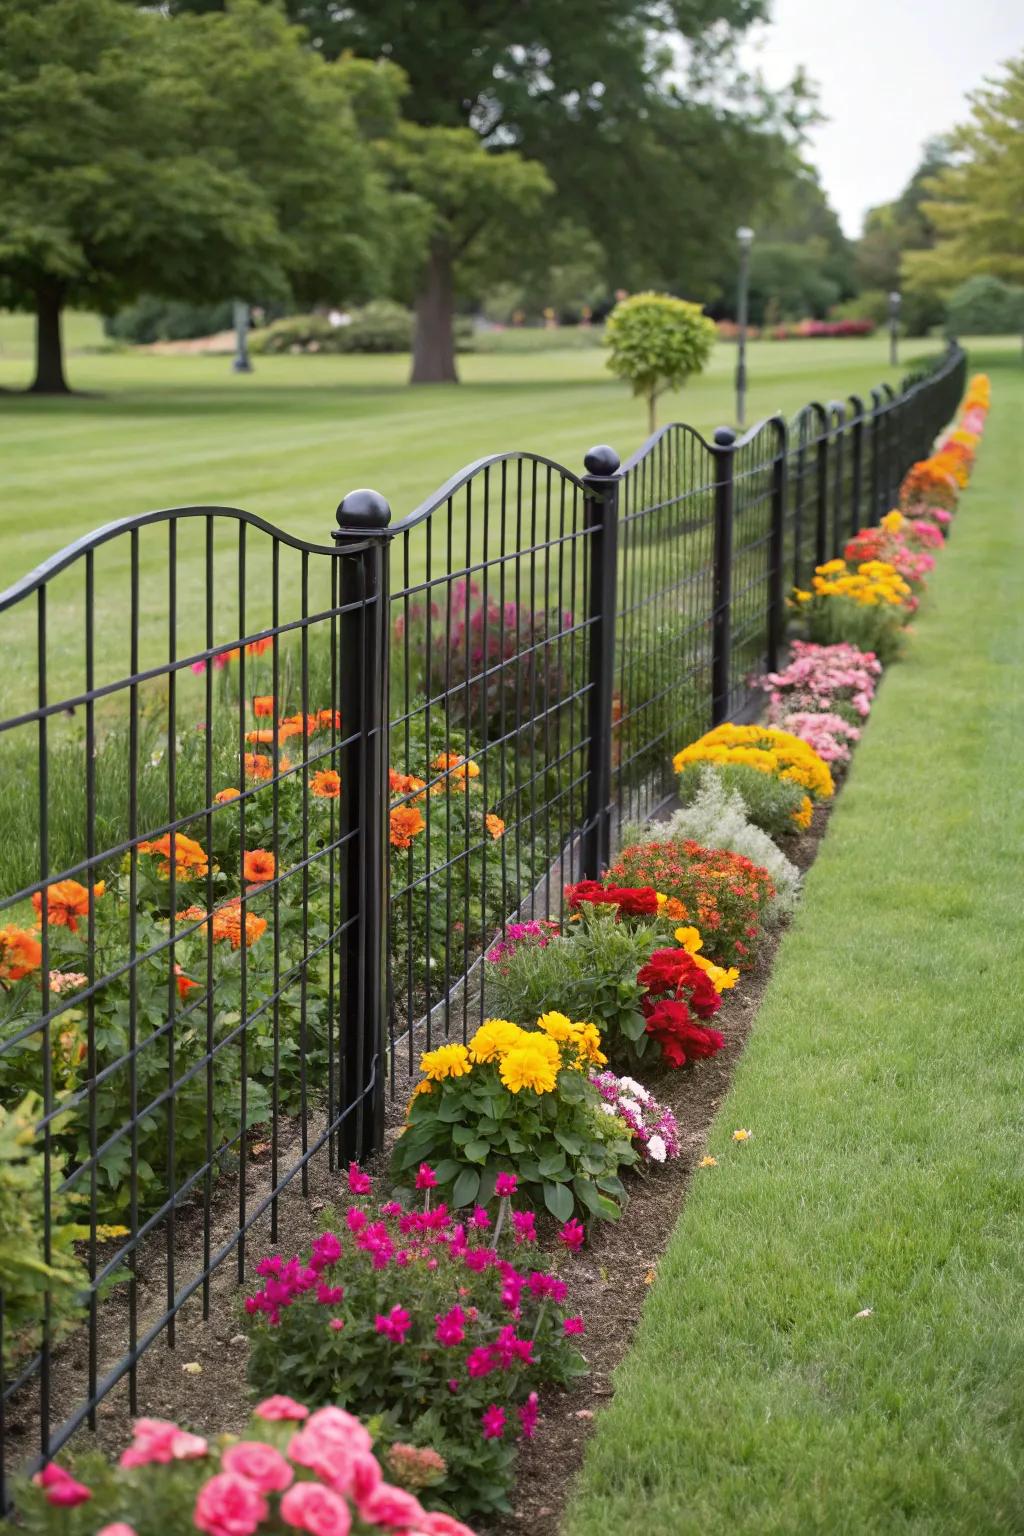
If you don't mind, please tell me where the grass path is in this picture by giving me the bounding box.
[564,350,1024,1535]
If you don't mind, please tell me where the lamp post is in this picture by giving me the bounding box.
[232,299,253,374]
[735,226,754,428]
[888,290,901,369]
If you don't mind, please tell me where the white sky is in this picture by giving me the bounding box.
[740,0,1024,236]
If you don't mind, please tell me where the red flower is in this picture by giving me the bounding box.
[564,880,659,915]
[637,949,721,1020]
[643,997,725,1068]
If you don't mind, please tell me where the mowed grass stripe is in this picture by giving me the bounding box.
[564,349,1024,1536]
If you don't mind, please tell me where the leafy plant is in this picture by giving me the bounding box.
[390,1016,635,1224]
[605,292,716,432]
[243,1172,587,1517]
[607,840,776,968]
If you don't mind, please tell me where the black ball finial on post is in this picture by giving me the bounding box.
[713,426,737,448]
[334,489,392,537]
[583,444,621,478]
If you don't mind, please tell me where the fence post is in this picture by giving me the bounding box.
[710,426,736,726]
[334,489,392,1161]
[811,403,829,565]
[869,387,883,523]
[767,420,787,674]
[580,444,621,880]
[828,401,845,556]
[848,394,865,537]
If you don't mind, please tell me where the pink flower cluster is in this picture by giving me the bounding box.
[33,1402,476,1536]
[778,711,860,766]
[762,640,881,723]
[905,518,944,550]
[486,920,558,966]
[590,1071,680,1162]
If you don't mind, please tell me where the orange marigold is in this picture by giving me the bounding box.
[244,753,273,781]
[315,709,342,731]
[390,805,426,848]
[389,769,426,802]
[214,787,241,804]
[246,637,273,657]
[137,832,209,880]
[243,849,276,888]
[485,814,505,840]
[281,712,318,737]
[311,769,341,799]
[431,752,480,784]
[32,880,106,933]
[252,696,276,719]
[211,902,267,949]
[0,925,42,982]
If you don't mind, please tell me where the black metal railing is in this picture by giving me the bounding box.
[0,340,966,1497]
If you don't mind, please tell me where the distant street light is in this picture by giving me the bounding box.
[233,299,253,374]
[888,290,901,369]
[735,226,755,428]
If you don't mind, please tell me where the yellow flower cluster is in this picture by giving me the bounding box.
[797,557,912,610]
[672,723,834,801]
[416,1013,608,1099]
[963,373,990,412]
[881,509,903,535]
[673,926,740,992]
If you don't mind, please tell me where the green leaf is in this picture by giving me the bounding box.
[542,1180,574,1222]
[537,1149,567,1178]
[554,1130,584,1155]
[451,1167,481,1207]
[463,1139,491,1164]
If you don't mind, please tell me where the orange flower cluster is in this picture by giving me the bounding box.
[212,901,267,950]
[485,814,506,840]
[389,769,427,801]
[0,925,42,982]
[243,849,276,890]
[311,769,341,799]
[431,752,480,787]
[899,373,990,513]
[32,879,106,933]
[389,805,426,848]
[137,832,209,881]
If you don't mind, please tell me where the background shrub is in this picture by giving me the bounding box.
[945,275,1024,337]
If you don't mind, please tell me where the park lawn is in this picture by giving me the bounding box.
[564,349,1024,1536]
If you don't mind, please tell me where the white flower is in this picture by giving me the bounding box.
[600,1102,617,1116]
[617,1076,650,1103]
[618,1098,643,1122]
[646,1134,667,1163]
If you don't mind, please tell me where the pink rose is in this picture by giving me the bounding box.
[98,1525,137,1536]
[194,1473,268,1536]
[33,1464,91,1507]
[254,1396,309,1422]
[221,1441,293,1493]
[358,1483,425,1529]
[280,1481,351,1536]
[120,1417,207,1468]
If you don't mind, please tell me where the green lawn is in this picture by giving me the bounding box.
[564,347,1024,1534]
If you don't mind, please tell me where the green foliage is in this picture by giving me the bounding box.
[945,275,1024,336]
[0,0,403,388]
[253,303,417,356]
[797,592,906,667]
[675,760,807,842]
[907,58,1024,293]
[390,1021,635,1223]
[489,910,659,1069]
[605,293,716,431]
[243,1203,587,1516]
[103,296,237,346]
[0,1094,90,1372]
[746,241,843,324]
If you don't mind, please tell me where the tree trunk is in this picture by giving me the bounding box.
[30,283,70,394]
[410,240,458,385]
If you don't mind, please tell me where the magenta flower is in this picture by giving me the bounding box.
[563,1316,585,1335]
[495,1172,518,1197]
[310,1231,342,1269]
[415,1163,438,1190]
[466,1346,497,1378]
[511,1210,537,1244]
[558,1217,585,1252]
[33,1464,93,1508]
[346,1206,367,1234]
[481,1405,506,1440]
[469,1205,491,1228]
[434,1305,467,1347]
[347,1161,372,1196]
[518,1391,540,1440]
[374,1306,412,1343]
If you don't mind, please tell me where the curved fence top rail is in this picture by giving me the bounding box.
[0,503,350,615]
[379,449,591,540]
[620,412,784,475]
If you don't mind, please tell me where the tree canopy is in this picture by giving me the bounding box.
[904,56,1024,295]
[0,0,400,391]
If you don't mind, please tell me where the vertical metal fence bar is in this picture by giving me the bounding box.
[848,395,865,537]
[581,445,621,879]
[813,405,829,565]
[710,427,736,725]
[767,420,788,673]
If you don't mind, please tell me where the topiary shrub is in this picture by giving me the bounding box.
[604,292,716,433]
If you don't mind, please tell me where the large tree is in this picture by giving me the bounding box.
[904,57,1024,294]
[0,0,399,392]
[174,0,806,381]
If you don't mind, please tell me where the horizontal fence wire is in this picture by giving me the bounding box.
[0,341,967,1501]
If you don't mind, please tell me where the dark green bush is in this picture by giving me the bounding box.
[103,296,236,345]
[945,275,1024,337]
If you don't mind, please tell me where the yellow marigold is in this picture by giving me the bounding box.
[674,925,703,953]
[536,1010,575,1042]
[691,954,740,992]
[499,1044,558,1095]
[673,723,833,801]
[881,509,903,534]
[792,794,813,830]
[420,1043,472,1081]
[572,1021,607,1068]
[468,1018,526,1063]
[407,1079,434,1114]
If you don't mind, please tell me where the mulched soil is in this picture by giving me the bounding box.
[6,797,834,1531]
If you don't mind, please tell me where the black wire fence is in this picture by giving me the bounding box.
[0,340,966,1496]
